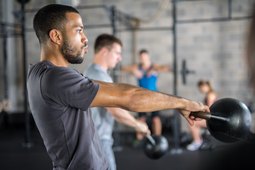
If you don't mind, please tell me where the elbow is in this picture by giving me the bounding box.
[122,88,145,112]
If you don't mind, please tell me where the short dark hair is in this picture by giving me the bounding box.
[33,4,79,44]
[94,34,122,54]
[139,49,148,55]
[197,80,213,91]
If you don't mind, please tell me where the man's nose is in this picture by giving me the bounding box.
[81,33,88,45]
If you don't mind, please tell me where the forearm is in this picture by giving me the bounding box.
[107,107,149,134]
[124,87,187,112]
[107,107,139,129]
[92,81,187,112]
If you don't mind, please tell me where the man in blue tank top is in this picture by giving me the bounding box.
[122,49,171,144]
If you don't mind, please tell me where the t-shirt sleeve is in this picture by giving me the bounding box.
[41,67,99,111]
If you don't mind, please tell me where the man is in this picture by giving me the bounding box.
[121,49,170,143]
[85,34,150,170]
[27,4,209,170]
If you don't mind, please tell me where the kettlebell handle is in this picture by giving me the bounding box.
[146,135,156,145]
[190,112,230,122]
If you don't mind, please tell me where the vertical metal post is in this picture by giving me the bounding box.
[110,5,117,36]
[172,1,177,96]
[171,0,182,154]
[20,0,33,148]
[228,0,232,19]
[110,5,119,83]
[109,5,122,152]
[131,29,137,64]
[0,24,8,126]
[2,25,8,100]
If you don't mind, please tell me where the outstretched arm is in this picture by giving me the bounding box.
[121,64,143,78]
[121,64,136,73]
[90,80,210,125]
[152,64,171,72]
[107,107,150,134]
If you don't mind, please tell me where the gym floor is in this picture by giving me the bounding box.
[0,126,196,170]
[0,123,254,170]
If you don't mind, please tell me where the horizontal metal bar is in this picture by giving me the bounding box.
[0,33,22,38]
[0,22,21,27]
[24,23,112,33]
[76,5,108,10]
[117,26,173,32]
[85,24,112,29]
[175,0,207,2]
[177,16,252,24]
[24,4,108,13]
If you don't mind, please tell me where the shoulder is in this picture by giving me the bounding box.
[208,90,217,95]
[86,67,111,82]
[42,66,98,97]
[28,61,79,83]
[207,91,217,99]
[42,66,88,93]
[44,66,78,81]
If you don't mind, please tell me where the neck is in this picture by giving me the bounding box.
[93,53,108,72]
[40,45,69,67]
[142,60,151,68]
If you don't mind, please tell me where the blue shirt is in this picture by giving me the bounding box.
[138,64,158,91]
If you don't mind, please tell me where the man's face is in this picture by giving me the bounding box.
[61,12,88,64]
[106,43,122,69]
[199,84,209,94]
[139,52,150,64]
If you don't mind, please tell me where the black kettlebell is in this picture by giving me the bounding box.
[191,98,252,143]
[144,135,169,160]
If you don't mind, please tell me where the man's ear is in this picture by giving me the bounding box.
[49,29,62,45]
[101,47,110,56]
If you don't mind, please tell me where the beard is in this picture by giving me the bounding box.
[61,40,84,64]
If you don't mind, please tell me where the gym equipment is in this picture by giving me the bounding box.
[180,59,195,85]
[144,135,169,159]
[190,98,253,143]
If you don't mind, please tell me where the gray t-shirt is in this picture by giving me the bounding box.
[85,64,114,142]
[27,61,109,170]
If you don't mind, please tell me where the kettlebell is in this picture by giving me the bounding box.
[144,135,169,160]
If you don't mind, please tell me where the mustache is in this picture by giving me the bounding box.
[83,41,88,48]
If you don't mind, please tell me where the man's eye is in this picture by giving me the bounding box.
[77,29,83,33]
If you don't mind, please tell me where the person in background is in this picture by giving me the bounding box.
[186,80,217,151]
[85,34,150,170]
[121,49,171,145]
